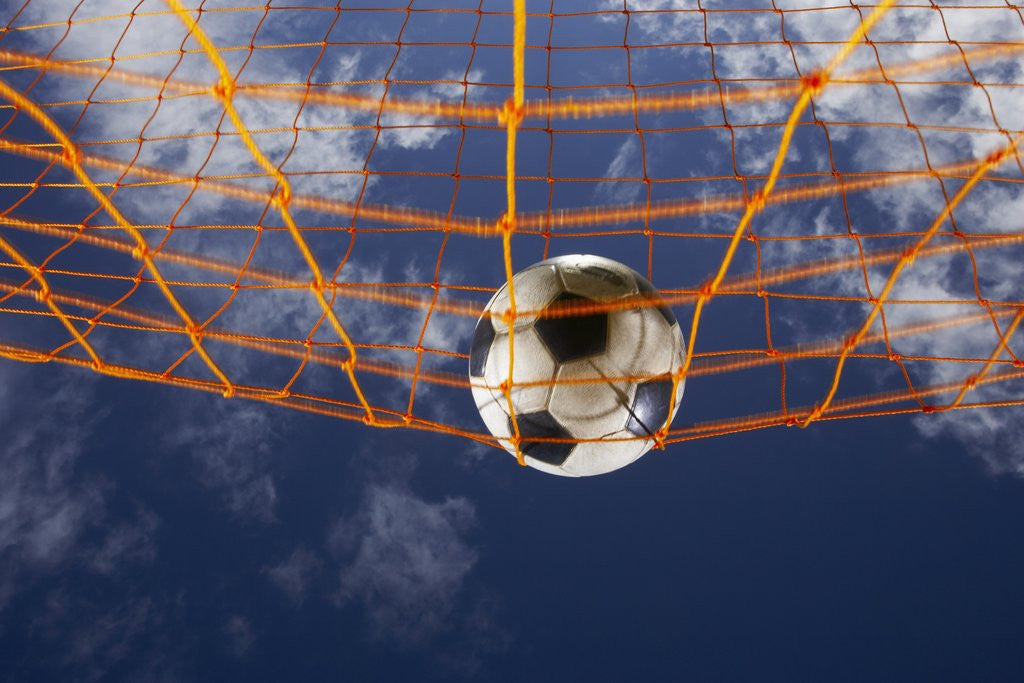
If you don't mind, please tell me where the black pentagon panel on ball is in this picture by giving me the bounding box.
[468,316,496,378]
[626,378,675,437]
[635,276,677,327]
[534,292,608,363]
[510,410,575,465]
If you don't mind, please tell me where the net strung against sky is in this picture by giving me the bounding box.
[0,0,1023,459]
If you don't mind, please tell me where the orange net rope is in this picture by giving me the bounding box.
[0,1,1022,457]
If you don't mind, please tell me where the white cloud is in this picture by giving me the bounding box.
[160,397,282,522]
[5,1,1022,477]
[264,546,322,606]
[224,615,256,659]
[666,0,1024,474]
[3,0,476,429]
[328,481,478,646]
[88,509,159,576]
[0,362,158,610]
[31,587,175,682]
[595,137,644,204]
[916,401,1024,477]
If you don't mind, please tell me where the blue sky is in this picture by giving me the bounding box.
[2,1,1024,680]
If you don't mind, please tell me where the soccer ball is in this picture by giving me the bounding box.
[469,254,686,476]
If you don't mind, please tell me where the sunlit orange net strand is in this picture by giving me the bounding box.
[0,2,1022,455]
[3,269,1021,389]
[4,135,1024,240]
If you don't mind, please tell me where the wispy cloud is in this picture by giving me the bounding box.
[264,546,322,606]
[595,137,644,204]
[0,362,158,610]
[629,0,1024,475]
[224,615,256,659]
[30,587,180,683]
[160,397,282,523]
[328,479,478,646]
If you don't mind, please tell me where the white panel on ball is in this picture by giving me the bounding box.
[551,254,640,301]
[606,303,678,379]
[560,435,650,478]
[487,264,564,333]
[472,388,513,441]
[548,353,636,439]
[482,327,558,415]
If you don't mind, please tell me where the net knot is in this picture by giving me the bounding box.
[362,412,376,426]
[888,352,901,362]
[748,189,767,213]
[499,98,523,126]
[964,375,978,390]
[922,405,936,414]
[61,146,82,167]
[34,285,51,303]
[131,245,150,261]
[985,148,1007,166]
[499,379,512,394]
[801,70,827,94]
[211,78,235,100]
[222,386,235,399]
[273,186,291,208]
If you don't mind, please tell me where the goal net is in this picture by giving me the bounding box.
[1,0,1022,457]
